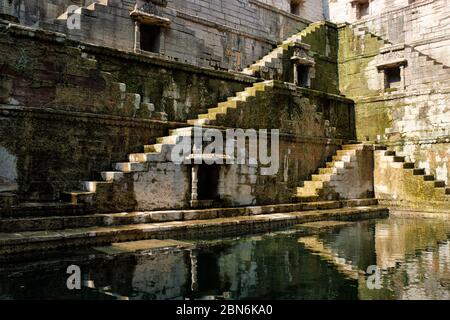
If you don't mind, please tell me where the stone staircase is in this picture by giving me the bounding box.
[187,80,275,126]
[241,21,326,78]
[63,79,335,212]
[374,146,450,210]
[295,143,373,202]
[351,25,450,88]
[0,40,149,215]
[55,0,109,26]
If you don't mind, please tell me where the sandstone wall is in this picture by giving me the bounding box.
[1,0,322,71]
[338,22,450,185]
[0,23,252,201]
[328,0,432,24]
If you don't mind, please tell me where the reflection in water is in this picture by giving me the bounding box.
[0,216,449,300]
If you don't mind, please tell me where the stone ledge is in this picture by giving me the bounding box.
[0,205,388,255]
[378,199,450,213]
[0,105,351,146]
[353,86,450,103]
[0,104,179,129]
[0,21,257,85]
[0,199,379,233]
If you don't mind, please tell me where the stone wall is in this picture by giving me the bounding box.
[338,22,450,185]
[1,0,322,71]
[196,81,354,206]
[339,0,450,64]
[328,0,428,24]
[0,23,254,201]
[0,23,255,122]
[374,148,450,211]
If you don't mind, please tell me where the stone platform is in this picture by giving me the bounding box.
[0,200,388,255]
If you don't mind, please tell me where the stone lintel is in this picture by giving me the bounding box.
[376,59,408,70]
[130,10,171,27]
[291,56,315,66]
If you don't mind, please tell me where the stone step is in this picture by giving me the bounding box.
[311,174,333,182]
[393,156,406,162]
[412,168,425,175]
[303,180,330,189]
[101,171,126,182]
[327,161,346,168]
[296,187,318,196]
[83,181,113,193]
[403,162,415,169]
[434,180,446,188]
[114,162,148,172]
[341,144,365,150]
[0,205,388,255]
[0,199,379,233]
[332,154,354,162]
[423,175,435,181]
[336,149,356,156]
[156,135,180,145]
[61,191,95,205]
[128,152,164,163]
[168,127,194,136]
[143,143,174,154]
[318,167,339,175]
[293,195,320,202]
[385,150,396,156]
[187,118,209,126]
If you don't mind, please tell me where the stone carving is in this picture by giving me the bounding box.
[135,0,168,15]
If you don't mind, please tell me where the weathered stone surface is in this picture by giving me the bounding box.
[93,239,193,255]
[0,205,388,255]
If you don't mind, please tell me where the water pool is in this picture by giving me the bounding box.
[1,215,449,300]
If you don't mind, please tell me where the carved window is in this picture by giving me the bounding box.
[384,67,401,89]
[356,1,370,19]
[290,0,303,15]
[297,64,310,87]
[140,24,161,53]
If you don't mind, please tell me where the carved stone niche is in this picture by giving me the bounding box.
[376,44,408,91]
[290,41,315,87]
[131,0,170,27]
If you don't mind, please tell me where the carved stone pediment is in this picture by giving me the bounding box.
[135,0,168,15]
[377,45,407,69]
[291,43,315,66]
[131,0,171,26]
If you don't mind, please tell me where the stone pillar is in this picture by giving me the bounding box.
[191,165,199,202]
[293,63,299,86]
[400,65,405,90]
[134,21,140,52]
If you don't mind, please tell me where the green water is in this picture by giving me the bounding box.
[1,215,449,300]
